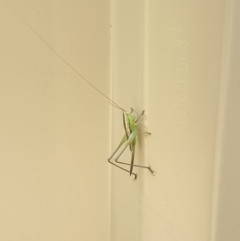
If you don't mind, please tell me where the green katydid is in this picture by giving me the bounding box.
[16,7,154,180]
[107,108,154,180]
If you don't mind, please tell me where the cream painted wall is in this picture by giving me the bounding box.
[109,1,240,241]
[1,1,110,240]
[0,1,239,241]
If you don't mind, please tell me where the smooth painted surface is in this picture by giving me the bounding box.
[0,1,110,240]
[111,0,234,241]
[211,1,240,241]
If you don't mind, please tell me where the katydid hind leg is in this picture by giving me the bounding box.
[108,159,137,180]
[108,134,127,161]
[115,130,138,162]
[130,149,135,176]
[115,153,155,175]
[108,134,138,180]
[114,131,154,175]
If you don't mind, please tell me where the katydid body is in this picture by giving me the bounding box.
[108,109,154,180]
[15,6,154,180]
